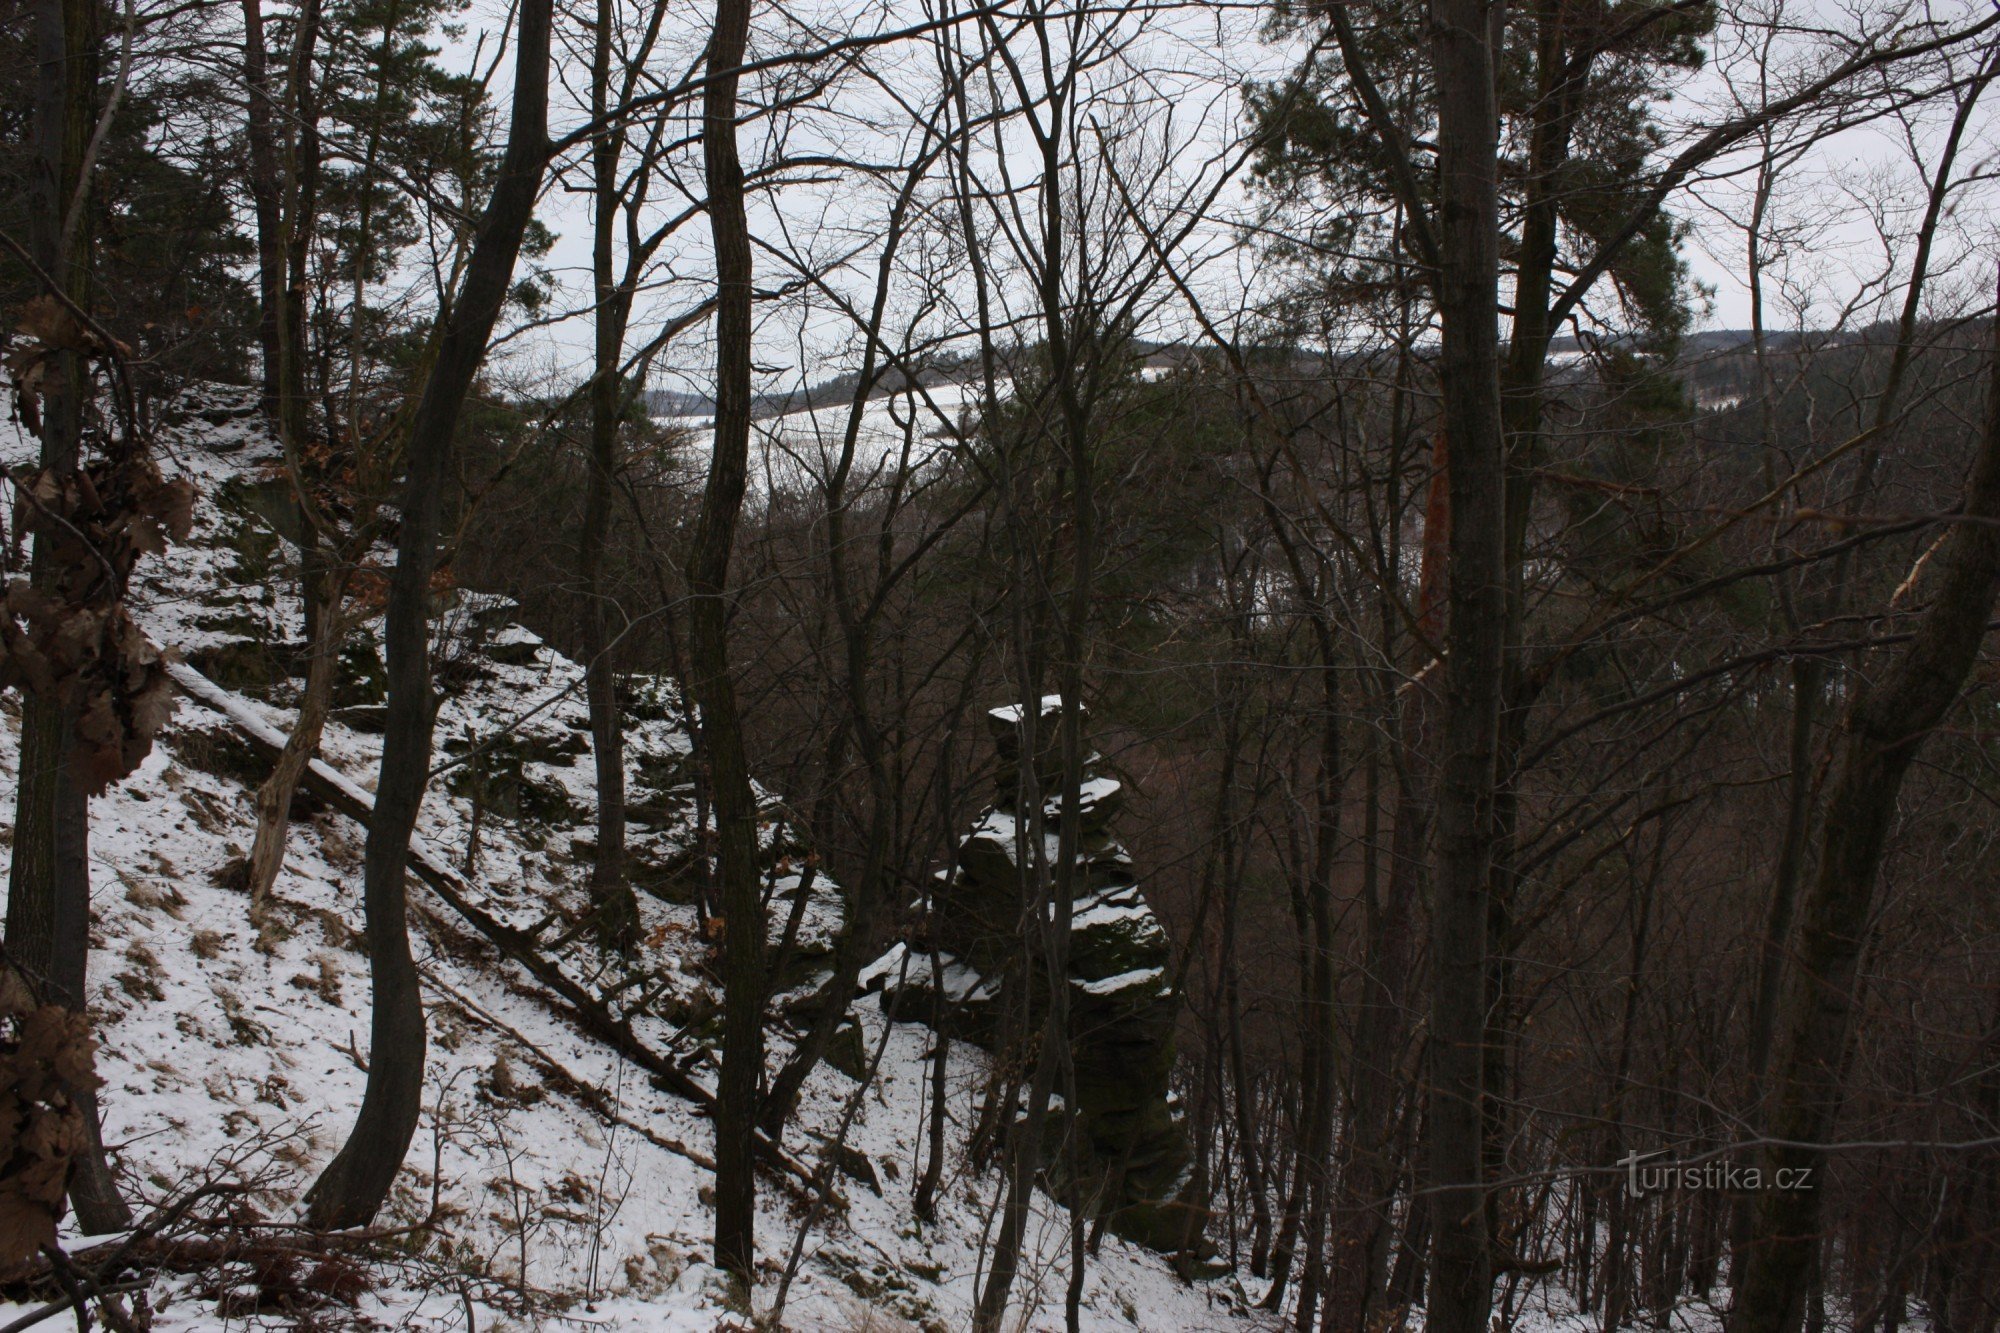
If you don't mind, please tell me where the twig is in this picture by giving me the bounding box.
[0,1280,147,1333]
[423,971,720,1175]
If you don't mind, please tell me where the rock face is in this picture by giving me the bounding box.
[869,696,1198,1253]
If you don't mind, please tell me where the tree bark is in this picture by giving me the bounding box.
[975,72,1100,1318]
[1423,0,1507,1325]
[1294,647,1344,1333]
[240,0,340,937]
[580,0,637,949]
[240,0,283,415]
[302,0,553,1228]
[7,0,129,1236]
[275,0,321,461]
[245,553,344,920]
[693,0,763,1282]
[1334,692,1428,1331]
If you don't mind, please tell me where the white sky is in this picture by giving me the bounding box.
[439,0,2000,401]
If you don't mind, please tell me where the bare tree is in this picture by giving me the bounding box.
[5,0,131,1235]
[691,0,764,1283]
[304,0,556,1228]
[1730,278,2000,1330]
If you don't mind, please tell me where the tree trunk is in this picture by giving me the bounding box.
[1295,659,1344,1333]
[1730,145,1811,1273]
[6,0,128,1236]
[1217,699,1274,1275]
[1749,659,1821,1083]
[236,0,331,923]
[580,0,636,949]
[694,0,764,1282]
[1335,702,1427,1331]
[275,0,320,463]
[1484,0,1579,1270]
[1423,0,1507,1324]
[975,94,1100,1320]
[758,169,930,1133]
[1728,291,2000,1333]
[302,0,553,1228]
[244,548,343,923]
[240,0,283,414]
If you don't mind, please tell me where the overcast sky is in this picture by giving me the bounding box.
[457,0,2000,401]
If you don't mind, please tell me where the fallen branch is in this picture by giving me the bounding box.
[0,1278,148,1333]
[421,971,717,1173]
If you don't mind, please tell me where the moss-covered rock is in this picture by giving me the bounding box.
[626,839,703,905]
[217,474,309,548]
[1067,883,1169,982]
[868,943,1002,1045]
[171,724,270,787]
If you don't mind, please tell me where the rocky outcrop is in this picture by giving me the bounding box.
[146,387,848,1051]
[865,696,1199,1253]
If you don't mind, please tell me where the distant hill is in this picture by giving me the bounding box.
[648,328,1890,426]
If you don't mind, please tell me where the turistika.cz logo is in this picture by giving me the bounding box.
[1618,1151,1815,1198]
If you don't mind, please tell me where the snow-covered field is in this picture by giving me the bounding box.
[0,390,1268,1330]
[661,379,983,496]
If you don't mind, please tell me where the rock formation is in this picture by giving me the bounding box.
[866,696,1199,1253]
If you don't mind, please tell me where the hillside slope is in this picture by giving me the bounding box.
[0,388,1263,1331]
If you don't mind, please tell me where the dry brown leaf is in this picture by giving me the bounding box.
[0,980,97,1273]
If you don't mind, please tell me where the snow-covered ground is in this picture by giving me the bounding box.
[661,379,984,495]
[0,388,1269,1330]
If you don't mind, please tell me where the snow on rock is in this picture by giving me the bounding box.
[1075,967,1165,997]
[908,694,1199,1256]
[987,694,1067,725]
